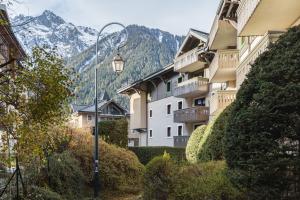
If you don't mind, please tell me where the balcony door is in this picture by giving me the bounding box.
[194,97,205,107]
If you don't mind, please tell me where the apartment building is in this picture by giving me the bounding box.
[119,0,300,147]
[119,29,210,147]
[236,0,300,88]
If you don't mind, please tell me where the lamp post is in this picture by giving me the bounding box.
[94,22,128,198]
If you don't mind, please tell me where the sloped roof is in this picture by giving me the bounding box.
[175,28,208,58]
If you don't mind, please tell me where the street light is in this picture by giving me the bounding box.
[94,22,128,198]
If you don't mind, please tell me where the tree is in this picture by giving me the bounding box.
[224,26,300,199]
[0,46,74,164]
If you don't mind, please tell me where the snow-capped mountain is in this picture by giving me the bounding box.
[12,10,185,106]
[13,10,98,58]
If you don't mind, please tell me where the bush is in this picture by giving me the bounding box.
[98,118,128,148]
[171,161,245,200]
[185,125,206,163]
[224,26,300,199]
[100,140,145,192]
[129,146,186,165]
[199,105,232,161]
[143,152,175,200]
[47,151,85,199]
[26,186,63,200]
[68,130,145,193]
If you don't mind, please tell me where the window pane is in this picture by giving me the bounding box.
[194,98,205,106]
[178,101,182,110]
[178,126,182,136]
[167,127,171,137]
[150,110,152,117]
[167,104,171,114]
[178,77,183,83]
[167,82,171,92]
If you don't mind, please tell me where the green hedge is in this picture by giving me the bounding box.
[199,105,232,161]
[129,146,186,165]
[98,118,128,148]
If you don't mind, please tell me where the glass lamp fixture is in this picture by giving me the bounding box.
[112,53,124,74]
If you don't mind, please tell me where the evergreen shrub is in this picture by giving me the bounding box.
[224,26,300,199]
[185,125,206,163]
[98,118,128,148]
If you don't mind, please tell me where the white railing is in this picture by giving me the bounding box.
[209,49,239,81]
[174,76,209,97]
[174,48,199,71]
[210,90,236,114]
[208,14,220,48]
[236,32,283,88]
[237,0,261,35]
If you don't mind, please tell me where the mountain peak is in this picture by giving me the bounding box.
[38,9,65,27]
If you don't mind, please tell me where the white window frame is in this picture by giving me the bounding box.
[149,129,153,138]
[166,126,172,138]
[166,104,172,115]
[177,100,183,110]
[166,81,171,92]
[177,125,183,136]
[87,115,92,121]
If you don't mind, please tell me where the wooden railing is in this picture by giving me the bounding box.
[174,48,199,71]
[209,49,239,81]
[174,76,209,97]
[237,0,261,35]
[236,31,283,88]
[210,90,236,114]
[174,106,209,123]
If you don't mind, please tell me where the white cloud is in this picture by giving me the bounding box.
[8,0,220,35]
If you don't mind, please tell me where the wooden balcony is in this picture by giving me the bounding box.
[237,31,283,88]
[210,90,236,115]
[209,49,239,82]
[174,48,206,73]
[237,0,300,36]
[174,106,209,123]
[208,0,239,50]
[174,76,209,98]
[174,136,190,148]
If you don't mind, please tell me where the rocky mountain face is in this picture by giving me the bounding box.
[13,10,184,107]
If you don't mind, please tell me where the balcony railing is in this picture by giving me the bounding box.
[237,0,261,35]
[237,31,283,88]
[174,76,209,98]
[174,106,209,123]
[174,136,190,148]
[210,90,236,115]
[209,49,239,82]
[174,48,202,72]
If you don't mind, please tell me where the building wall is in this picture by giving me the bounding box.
[147,74,189,147]
[148,96,188,147]
[130,92,147,130]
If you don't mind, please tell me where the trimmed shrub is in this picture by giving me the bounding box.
[224,26,300,198]
[171,161,245,200]
[185,125,206,163]
[68,130,145,193]
[129,146,186,165]
[100,140,145,192]
[143,152,176,200]
[98,118,128,148]
[199,105,232,161]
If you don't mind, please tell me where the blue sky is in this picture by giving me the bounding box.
[10,0,220,35]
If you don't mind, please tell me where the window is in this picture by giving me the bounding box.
[166,81,171,92]
[88,115,92,121]
[167,104,171,115]
[194,98,205,106]
[178,101,183,110]
[167,127,171,137]
[149,130,153,138]
[178,77,183,84]
[149,109,153,118]
[178,125,183,136]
